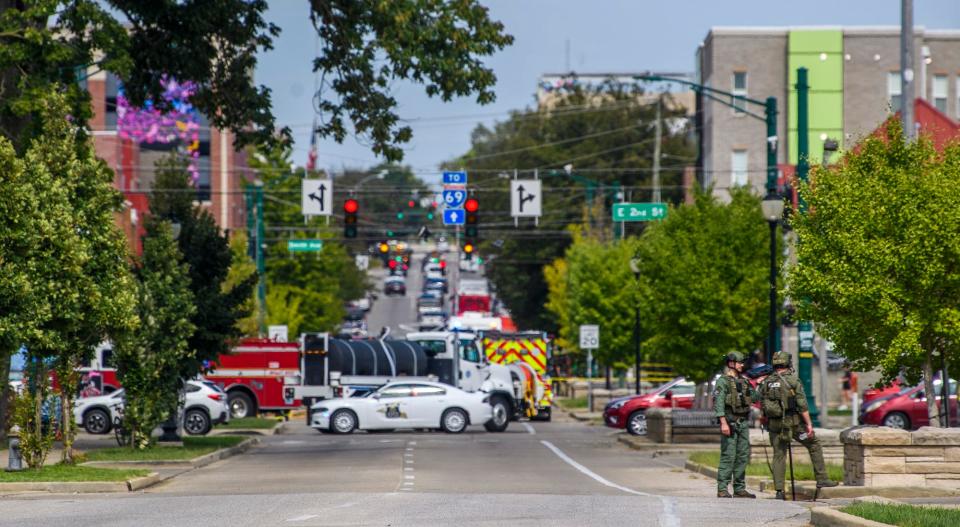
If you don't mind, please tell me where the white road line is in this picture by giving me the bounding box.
[521,422,536,435]
[404,475,415,479]
[406,447,414,451]
[285,515,319,522]
[539,440,679,527]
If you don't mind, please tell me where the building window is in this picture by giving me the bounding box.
[887,72,902,113]
[732,71,748,113]
[731,150,748,187]
[932,75,948,114]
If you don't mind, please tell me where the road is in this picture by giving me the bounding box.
[0,418,809,526]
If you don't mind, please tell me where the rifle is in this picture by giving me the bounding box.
[788,438,796,501]
[745,364,773,379]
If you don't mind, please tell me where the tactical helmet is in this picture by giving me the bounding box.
[772,351,791,367]
[725,351,745,364]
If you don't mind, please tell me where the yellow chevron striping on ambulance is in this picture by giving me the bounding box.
[482,333,553,420]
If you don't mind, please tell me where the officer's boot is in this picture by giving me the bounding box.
[717,489,732,498]
[733,490,756,498]
[775,490,786,500]
[816,480,839,488]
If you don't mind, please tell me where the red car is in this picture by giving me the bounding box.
[603,377,695,435]
[860,378,957,430]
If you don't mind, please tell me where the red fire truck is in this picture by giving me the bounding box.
[205,338,303,419]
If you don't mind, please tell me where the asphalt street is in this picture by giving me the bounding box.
[0,418,810,527]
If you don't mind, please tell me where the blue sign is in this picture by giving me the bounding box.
[442,189,466,209]
[443,209,465,225]
[442,171,468,185]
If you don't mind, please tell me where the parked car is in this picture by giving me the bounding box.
[602,377,696,435]
[73,379,229,435]
[384,276,406,296]
[860,378,957,430]
[309,381,493,434]
[418,308,447,330]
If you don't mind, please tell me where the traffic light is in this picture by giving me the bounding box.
[378,242,389,254]
[464,197,479,239]
[343,198,359,238]
[463,241,475,259]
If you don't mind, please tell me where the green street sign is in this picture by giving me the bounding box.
[287,239,324,252]
[612,203,668,222]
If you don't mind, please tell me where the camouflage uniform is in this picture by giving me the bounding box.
[759,352,836,494]
[713,352,759,497]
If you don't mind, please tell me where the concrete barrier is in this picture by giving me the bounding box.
[843,425,960,488]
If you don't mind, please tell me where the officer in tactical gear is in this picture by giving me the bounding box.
[714,351,761,498]
[759,351,838,499]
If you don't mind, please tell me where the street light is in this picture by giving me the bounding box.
[761,192,785,364]
[629,257,642,395]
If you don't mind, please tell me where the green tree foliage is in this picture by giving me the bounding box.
[116,221,196,449]
[0,91,136,460]
[148,156,256,371]
[449,84,695,330]
[545,231,639,370]
[635,188,771,384]
[311,0,513,160]
[249,144,369,333]
[11,368,55,468]
[0,1,510,157]
[789,123,960,426]
[224,231,260,336]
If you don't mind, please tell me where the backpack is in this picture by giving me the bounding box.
[761,374,788,419]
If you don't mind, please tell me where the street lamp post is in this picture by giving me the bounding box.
[761,193,785,364]
[630,257,642,394]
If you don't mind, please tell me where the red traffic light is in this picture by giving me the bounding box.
[464,198,479,213]
[344,198,359,214]
[439,260,446,269]
[408,200,416,208]
[388,259,397,269]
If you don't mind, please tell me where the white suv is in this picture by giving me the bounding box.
[73,379,229,436]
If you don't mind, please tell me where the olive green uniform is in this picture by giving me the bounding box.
[759,370,829,491]
[713,374,758,493]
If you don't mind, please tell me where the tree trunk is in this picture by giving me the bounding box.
[58,356,80,464]
[923,354,941,428]
[0,347,11,443]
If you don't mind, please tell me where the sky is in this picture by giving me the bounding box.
[255,0,959,183]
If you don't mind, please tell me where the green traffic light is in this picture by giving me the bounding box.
[387,230,394,237]
[397,212,404,220]
[427,212,434,220]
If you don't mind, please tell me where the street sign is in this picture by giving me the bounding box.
[442,189,467,209]
[443,209,465,225]
[302,179,333,216]
[287,239,324,252]
[510,180,542,217]
[612,202,668,222]
[268,325,288,342]
[354,254,369,271]
[442,171,468,185]
[579,324,599,349]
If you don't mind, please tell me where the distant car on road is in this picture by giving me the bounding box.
[384,276,406,296]
[602,377,696,435]
[310,381,493,434]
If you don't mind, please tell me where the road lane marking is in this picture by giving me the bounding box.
[522,422,536,435]
[404,475,415,479]
[286,515,318,522]
[539,440,679,527]
[404,466,414,471]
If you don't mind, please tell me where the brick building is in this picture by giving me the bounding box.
[697,26,960,199]
[84,70,250,255]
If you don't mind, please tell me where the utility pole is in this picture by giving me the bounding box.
[652,94,662,203]
[901,0,915,140]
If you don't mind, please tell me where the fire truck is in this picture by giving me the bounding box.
[204,338,303,418]
[480,331,553,421]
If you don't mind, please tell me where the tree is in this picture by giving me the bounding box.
[0,91,136,461]
[148,156,256,372]
[789,122,960,426]
[447,84,695,330]
[0,1,511,158]
[546,231,639,375]
[224,231,260,336]
[635,188,771,384]
[115,221,196,448]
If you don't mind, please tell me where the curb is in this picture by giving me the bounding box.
[789,481,960,500]
[82,437,259,470]
[211,420,286,436]
[810,507,892,527]
[0,471,159,494]
[617,435,716,454]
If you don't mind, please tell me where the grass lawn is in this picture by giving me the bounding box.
[0,464,149,482]
[215,417,279,429]
[557,396,588,409]
[84,435,247,462]
[842,502,960,527]
[688,451,844,482]
[829,408,853,416]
